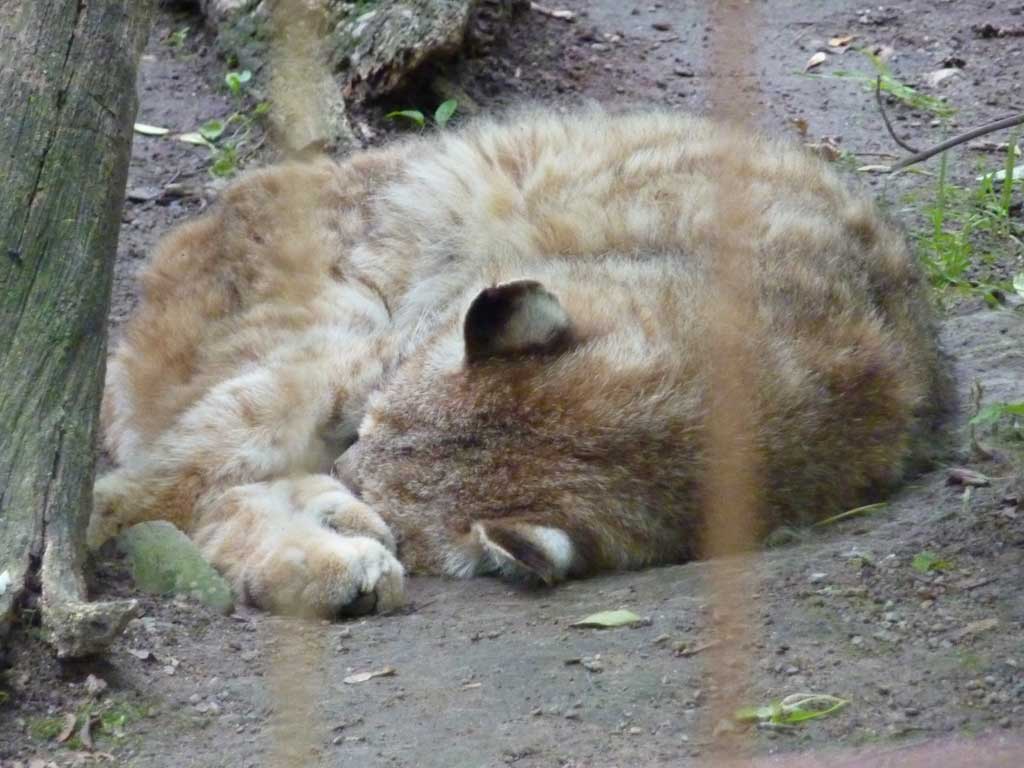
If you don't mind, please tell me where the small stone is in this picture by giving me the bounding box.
[189,693,202,704]
[652,22,672,31]
[628,726,643,735]
[85,674,108,697]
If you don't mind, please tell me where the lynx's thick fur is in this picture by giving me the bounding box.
[91,111,948,617]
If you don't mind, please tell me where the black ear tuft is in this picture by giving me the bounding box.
[463,280,573,363]
[478,521,558,585]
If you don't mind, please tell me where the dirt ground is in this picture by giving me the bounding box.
[3,1,1024,766]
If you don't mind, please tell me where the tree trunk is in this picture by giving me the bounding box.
[0,0,152,657]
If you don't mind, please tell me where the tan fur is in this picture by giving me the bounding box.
[92,110,949,618]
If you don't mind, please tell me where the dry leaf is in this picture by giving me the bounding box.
[805,51,828,71]
[571,609,643,628]
[925,68,961,87]
[127,648,154,661]
[828,34,856,49]
[78,716,94,750]
[177,132,213,147]
[461,682,482,690]
[805,137,842,162]
[530,2,575,21]
[675,639,721,657]
[790,118,809,137]
[57,712,77,743]
[857,164,892,173]
[947,467,991,487]
[133,123,169,136]
[343,667,396,684]
[954,618,999,640]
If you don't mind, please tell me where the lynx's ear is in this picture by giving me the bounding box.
[463,280,573,363]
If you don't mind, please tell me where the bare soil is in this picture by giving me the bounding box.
[3,2,1024,766]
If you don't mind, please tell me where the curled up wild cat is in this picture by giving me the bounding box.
[89,110,950,618]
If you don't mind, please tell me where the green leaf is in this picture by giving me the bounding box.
[735,703,780,723]
[571,609,643,628]
[177,132,213,147]
[912,550,952,573]
[225,70,252,96]
[434,99,458,128]
[133,122,169,136]
[736,694,848,726]
[386,109,426,128]
[210,146,239,178]
[199,119,225,142]
[775,694,848,725]
[971,401,1024,427]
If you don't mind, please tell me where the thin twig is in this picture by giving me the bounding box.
[887,111,1024,172]
[875,76,920,153]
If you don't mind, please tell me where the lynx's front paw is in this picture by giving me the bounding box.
[242,532,405,619]
[305,485,396,553]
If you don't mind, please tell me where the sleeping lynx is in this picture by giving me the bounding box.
[90,110,948,618]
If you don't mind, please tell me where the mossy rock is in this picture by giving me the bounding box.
[117,522,234,614]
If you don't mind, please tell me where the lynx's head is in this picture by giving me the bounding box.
[335,263,708,583]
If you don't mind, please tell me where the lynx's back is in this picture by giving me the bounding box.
[338,111,951,576]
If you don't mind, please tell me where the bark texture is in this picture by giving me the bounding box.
[201,0,527,102]
[0,0,152,657]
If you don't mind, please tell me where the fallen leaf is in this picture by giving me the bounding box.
[954,618,999,640]
[977,165,1024,183]
[127,648,154,661]
[735,693,848,726]
[530,2,575,21]
[571,609,643,628]
[78,715,94,750]
[857,164,892,173]
[912,551,953,573]
[461,682,482,690]
[343,667,396,684]
[133,122,169,136]
[675,639,721,657]
[947,467,991,487]
[57,712,77,743]
[925,67,961,87]
[805,137,842,162]
[828,34,856,49]
[956,576,995,591]
[790,117,809,137]
[177,132,213,147]
[805,51,828,71]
